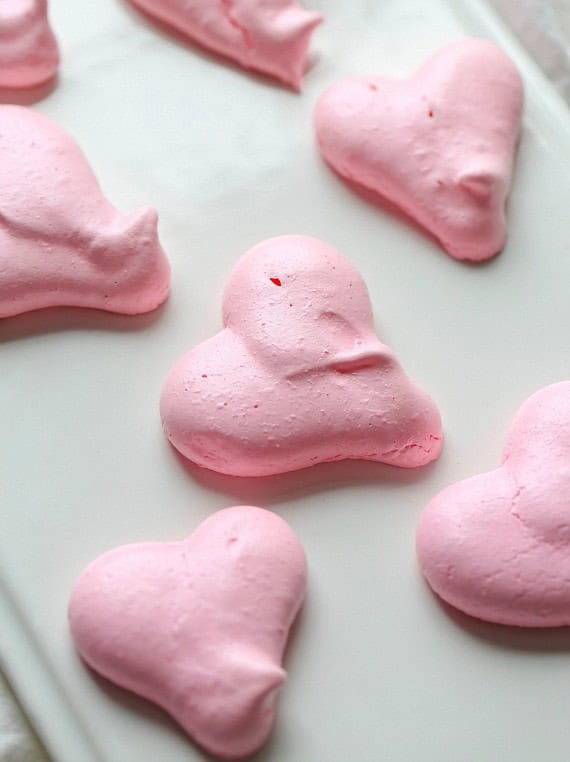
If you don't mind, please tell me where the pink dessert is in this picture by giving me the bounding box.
[69,506,307,760]
[417,382,570,627]
[0,106,170,318]
[160,235,443,477]
[315,39,524,262]
[0,0,59,89]
[127,0,322,90]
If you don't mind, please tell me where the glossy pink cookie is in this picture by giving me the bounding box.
[417,382,570,627]
[0,106,170,318]
[315,39,523,262]
[127,0,322,90]
[69,506,307,760]
[160,235,443,477]
[0,0,59,89]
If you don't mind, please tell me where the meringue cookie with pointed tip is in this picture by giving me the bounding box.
[0,0,59,89]
[315,39,523,262]
[127,0,322,90]
[417,382,570,627]
[69,506,307,761]
[160,235,443,477]
[0,106,170,318]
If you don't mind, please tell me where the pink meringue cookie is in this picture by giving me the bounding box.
[0,106,170,318]
[0,0,59,89]
[126,0,322,90]
[69,506,307,761]
[160,235,443,477]
[417,382,570,627]
[315,39,524,262]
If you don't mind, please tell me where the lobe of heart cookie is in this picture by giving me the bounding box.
[69,506,307,760]
[160,235,443,477]
[128,0,323,90]
[0,106,170,318]
[417,382,570,627]
[0,0,59,90]
[314,39,523,262]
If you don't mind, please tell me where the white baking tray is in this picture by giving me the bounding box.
[2,1,570,760]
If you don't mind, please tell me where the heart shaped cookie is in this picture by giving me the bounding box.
[0,0,59,90]
[160,235,443,477]
[417,382,570,627]
[315,39,523,262]
[69,506,306,760]
[0,106,170,318]
[127,0,322,91]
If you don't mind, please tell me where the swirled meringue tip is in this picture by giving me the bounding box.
[0,105,171,318]
[69,506,307,760]
[127,0,322,90]
[315,39,523,262]
[160,234,443,477]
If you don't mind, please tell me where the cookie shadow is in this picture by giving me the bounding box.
[324,164,502,269]
[120,0,306,93]
[432,588,570,653]
[0,75,58,105]
[0,302,167,343]
[173,446,439,506]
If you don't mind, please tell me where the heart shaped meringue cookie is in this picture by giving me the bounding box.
[417,382,570,627]
[160,235,443,477]
[127,0,322,91]
[0,106,170,318]
[315,39,523,262]
[0,0,59,90]
[69,506,307,760]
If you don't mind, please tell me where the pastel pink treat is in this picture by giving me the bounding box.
[69,506,307,760]
[160,235,443,477]
[0,0,59,89]
[315,39,524,262]
[417,382,570,627]
[126,0,322,91]
[0,106,170,318]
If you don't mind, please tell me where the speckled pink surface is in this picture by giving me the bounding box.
[160,235,443,477]
[417,382,570,627]
[0,0,58,90]
[69,506,307,761]
[127,0,322,90]
[315,39,523,262]
[0,106,170,318]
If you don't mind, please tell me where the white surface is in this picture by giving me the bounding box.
[2,1,570,761]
